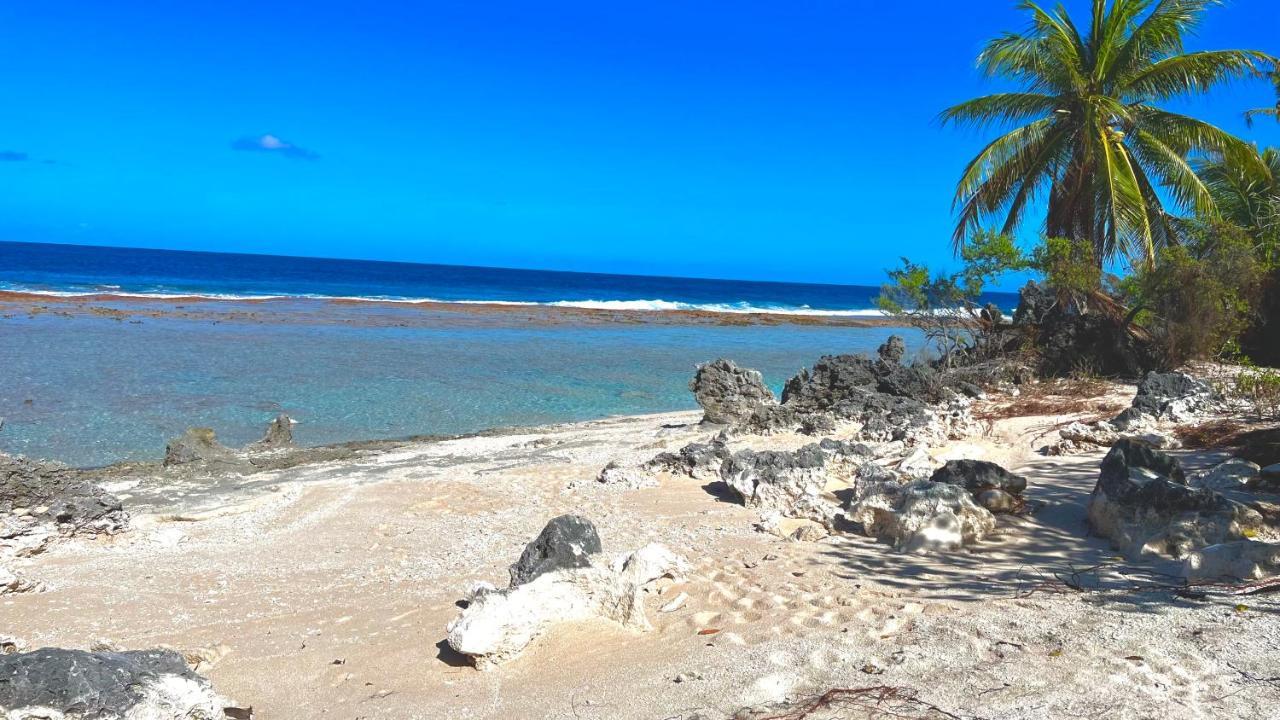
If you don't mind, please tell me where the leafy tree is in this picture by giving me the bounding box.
[942,0,1275,267]
[1032,236,1104,296]
[878,232,1028,367]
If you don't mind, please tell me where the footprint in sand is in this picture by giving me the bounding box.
[664,558,886,642]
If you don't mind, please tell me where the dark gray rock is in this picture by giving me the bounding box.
[0,454,128,536]
[874,364,945,405]
[838,392,931,442]
[817,438,875,457]
[930,460,1027,496]
[509,515,603,587]
[782,356,878,412]
[251,413,294,450]
[736,405,799,435]
[877,335,906,365]
[163,428,241,468]
[857,416,893,442]
[1101,437,1186,484]
[1112,372,1215,429]
[721,445,827,481]
[1136,372,1212,406]
[0,647,224,718]
[646,440,731,477]
[798,414,837,436]
[781,353,941,444]
[689,359,777,425]
[1012,280,1056,326]
[1109,407,1147,431]
[1011,281,1158,378]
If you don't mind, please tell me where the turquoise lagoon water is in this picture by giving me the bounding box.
[0,303,922,467]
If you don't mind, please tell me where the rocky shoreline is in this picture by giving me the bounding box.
[3,344,1280,719]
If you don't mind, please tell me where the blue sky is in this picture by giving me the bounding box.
[1,1,1277,286]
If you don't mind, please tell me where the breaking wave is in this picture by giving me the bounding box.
[0,285,886,317]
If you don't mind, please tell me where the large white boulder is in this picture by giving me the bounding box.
[846,479,996,554]
[446,543,688,670]
[1181,540,1280,582]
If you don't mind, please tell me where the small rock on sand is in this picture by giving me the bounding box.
[508,515,602,587]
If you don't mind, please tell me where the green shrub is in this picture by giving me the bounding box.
[1032,237,1102,296]
[1125,222,1265,369]
[1234,361,1280,420]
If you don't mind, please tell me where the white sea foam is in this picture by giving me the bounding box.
[0,286,887,317]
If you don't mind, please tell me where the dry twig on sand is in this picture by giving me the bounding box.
[739,685,976,720]
[1012,562,1280,599]
[973,378,1124,422]
[1175,420,1280,466]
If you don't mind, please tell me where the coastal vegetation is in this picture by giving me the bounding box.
[883,0,1280,376]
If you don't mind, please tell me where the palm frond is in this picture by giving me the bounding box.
[1245,71,1280,127]
[1245,107,1280,127]
[1107,0,1219,82]
[1127,128,1216,216]
[1133,106,1265,173]
[939,93,1064,130]
[1098,128,1155,261]
[1093,0,1155,83]
[1121,50,1274,101]
[951,119,1069,246]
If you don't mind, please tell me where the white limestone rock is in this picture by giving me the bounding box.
[1182,540,1280,582]
[1192,458,1260,494]
[718,445,842,529]
[846,479,996,554]
[596,461,659,490]
[1088,440,1263,560]
[896,447,940,479]
[445,543,689,670]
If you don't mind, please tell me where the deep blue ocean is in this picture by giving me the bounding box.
[0,242,1017,467]
[0,241,1018,314]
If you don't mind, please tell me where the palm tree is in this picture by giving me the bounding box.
[1196,147,1280,261]
[942,0,1276,267]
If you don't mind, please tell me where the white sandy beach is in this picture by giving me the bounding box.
[5,383,1279,720]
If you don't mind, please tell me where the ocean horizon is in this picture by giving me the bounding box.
[0,240,1020,316]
